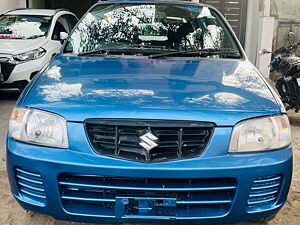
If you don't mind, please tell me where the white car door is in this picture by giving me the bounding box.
[43,14,71,61]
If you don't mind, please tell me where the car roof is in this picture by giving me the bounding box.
[5,8,69,16]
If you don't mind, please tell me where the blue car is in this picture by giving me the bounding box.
[7,0,292,224]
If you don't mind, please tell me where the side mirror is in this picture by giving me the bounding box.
[60,32,69,41]
[259,49,271,56]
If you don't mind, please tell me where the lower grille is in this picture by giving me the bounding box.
[85,119,214,163]
[0,62,16,81]
[58,173,236,219]
[15,167,46,206]
[247,175,282,211]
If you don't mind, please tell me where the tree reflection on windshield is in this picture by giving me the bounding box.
[66,3,240,58]
[0,15,51,39]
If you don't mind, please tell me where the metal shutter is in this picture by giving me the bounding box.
[199,0,248,46]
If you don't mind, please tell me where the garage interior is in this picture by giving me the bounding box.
[28,0,98,18]
[27,0,248,45]
[0,0,300,224]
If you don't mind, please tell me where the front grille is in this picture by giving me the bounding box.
[58,173,236,219]
[85,119,214,163]
[15,167,46,206]
[0,62,16,81]
[247,175,282,211]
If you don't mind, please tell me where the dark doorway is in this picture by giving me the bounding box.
[30,0,98,18]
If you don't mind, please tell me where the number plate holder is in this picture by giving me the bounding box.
[115,197,176,219]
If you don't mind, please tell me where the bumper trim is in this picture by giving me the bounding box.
[6,139,293,224]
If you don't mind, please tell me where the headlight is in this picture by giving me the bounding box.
[9,107,68,148]
[229,115,291,153]
[13,47,46,62]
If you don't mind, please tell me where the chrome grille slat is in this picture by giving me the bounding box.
[249,189,279,198]
[20,188,46,199]
[85,119,214,163]
[248,197,277,205]
[251,183,281,190]
[16,174,43,185]
[18,181,45,192]
[16,168,42,178]
[58,181,236,191]
[253,176,281,183]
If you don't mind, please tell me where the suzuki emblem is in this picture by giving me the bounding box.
[139,132,158,151]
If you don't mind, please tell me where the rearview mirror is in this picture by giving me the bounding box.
[60,32,69,41]
[259,49,271,56]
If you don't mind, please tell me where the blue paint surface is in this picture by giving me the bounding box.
[7,0,292,223]
[22,55,280,126]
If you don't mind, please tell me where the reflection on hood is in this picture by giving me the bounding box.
[90,89,154,97]
[25,55,280,118]
[45,65,62,81]
[185,92,249,107]
[39,83,82,102]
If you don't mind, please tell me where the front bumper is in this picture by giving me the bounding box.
[7,138,292,224]
[0,55,48,87]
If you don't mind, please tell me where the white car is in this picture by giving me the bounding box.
[0,8,78,90]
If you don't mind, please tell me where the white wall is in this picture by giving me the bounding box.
[0,0,26,14]
[245,0,274,78]
[271,0,300,54]
[271,0,300,20]
[244,0,260,64]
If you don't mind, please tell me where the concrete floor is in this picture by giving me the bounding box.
[0,90,20,171]
[0,89,299,225]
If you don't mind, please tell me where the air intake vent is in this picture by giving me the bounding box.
[15,167,46,206]
[248,175,282,211]
[85,119,214,163]
[0,62,16,81]
[58,173,236,219]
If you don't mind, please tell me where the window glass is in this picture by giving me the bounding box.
[63,14,78,30]
[0,15,52,39]
[66,3,241,58]
[52,16,68,40]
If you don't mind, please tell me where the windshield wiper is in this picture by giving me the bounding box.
[27,34,45,39]
[119,44,176,51]
[149,48,241,59]
[78,49,110,56]
[78,45,177,57]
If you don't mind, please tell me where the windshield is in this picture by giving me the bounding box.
[65,3,241,58]
[0,15,52,39]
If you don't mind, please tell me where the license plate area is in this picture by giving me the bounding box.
[115,197,176,219]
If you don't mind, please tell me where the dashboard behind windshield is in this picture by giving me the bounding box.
[65,3,242,59]
[0,15,52,39]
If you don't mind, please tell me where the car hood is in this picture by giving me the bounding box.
[0,38,47,55]
[22,54,280,126]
